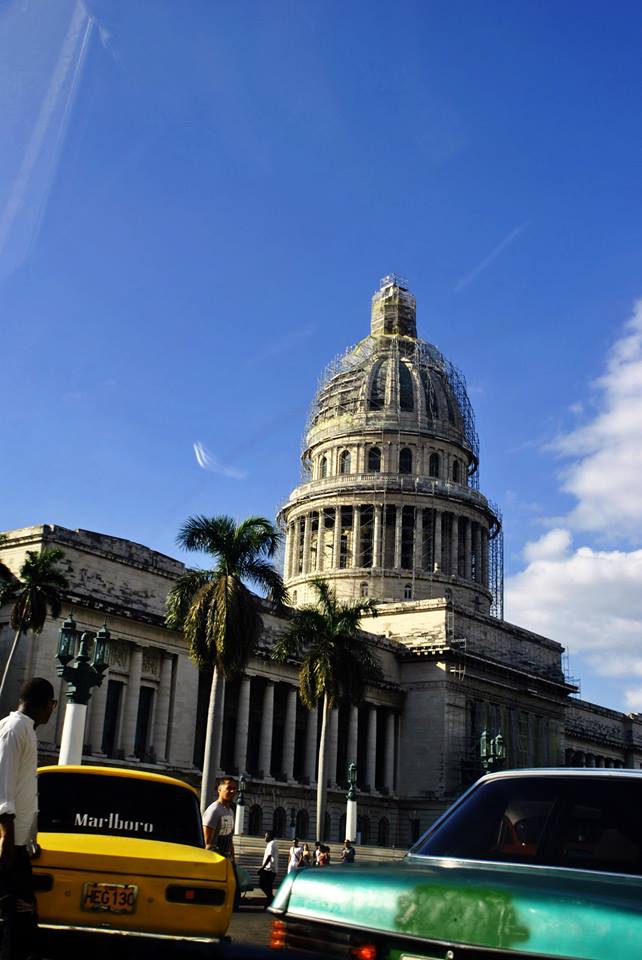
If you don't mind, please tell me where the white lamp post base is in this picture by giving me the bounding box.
[58,702,87,765]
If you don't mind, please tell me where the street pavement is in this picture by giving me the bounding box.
[229,893,273,947]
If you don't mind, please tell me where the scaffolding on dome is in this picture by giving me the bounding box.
[301,335,480,484]
[291,321,504,621]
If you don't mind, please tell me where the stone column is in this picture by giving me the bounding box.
[88,674,108,756]
[317,512,325,571]
[434,510,442,572]
[304,706,318,784]
[347,704,358,769]
[393,505,402,569]
[373,506,382,568]
[352,506,361,568]
[414,508,423,571]
[451,514,459,576]
[465,518,472,580]
[258,681,275,779]
[475,524,483,583]
[152,654,173,763]
[120,645,143,759]
[284,524,293,580]
[327,707,339,786]
[384,710,395,793]
[282,685,298,782]
[233,675,252,774]
[482,529,489,587]
[366,704,377,791]
[302,513,312,574]
[332,507,342,569]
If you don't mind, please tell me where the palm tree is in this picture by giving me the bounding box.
[272,578,383,842]
[165,514,285,811]
[0,547,70,705]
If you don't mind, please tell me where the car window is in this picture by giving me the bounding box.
[38,773,204,848]
[412,777,642,876]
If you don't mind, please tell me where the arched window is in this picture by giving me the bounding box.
[367,446,381,473]
[295,809,309,839]
[428,452,440,478]
[273,807,286,838]
[320,455,328,478]
[360,583,368,598]
[368,360,388,410]
[357,815,370,845]
[339,813,346,841]
[378,817,390,846]
[323,811,331,841]
[339,450,351,475]
[399,447,412,474]
[404,583,412,600]
[399,363,414,411]
[452,459,460,483]
[248,804,263,836]
[292,590,297,605]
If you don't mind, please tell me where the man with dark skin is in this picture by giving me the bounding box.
[202,777,241,910]
[0,677,57,960]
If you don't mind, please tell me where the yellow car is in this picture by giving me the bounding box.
[32,765,235,943]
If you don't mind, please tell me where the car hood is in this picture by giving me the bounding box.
[35,833,229,882]
[271,857,642,959]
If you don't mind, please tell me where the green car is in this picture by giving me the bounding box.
[270,770,642,960]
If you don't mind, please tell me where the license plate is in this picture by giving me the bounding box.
[81,882,138,914]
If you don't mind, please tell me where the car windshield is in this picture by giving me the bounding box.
[411,776,642,877]
[39,773,204,848]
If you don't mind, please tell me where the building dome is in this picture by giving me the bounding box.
[305,276,479,480]
[280,276,503,616]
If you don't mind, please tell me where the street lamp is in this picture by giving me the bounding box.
[234,774,247,835]
[56,615,110,765]
[480,729,506,774]
[345,761,357,842]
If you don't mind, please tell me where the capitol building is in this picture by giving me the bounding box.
[1,276,641,847]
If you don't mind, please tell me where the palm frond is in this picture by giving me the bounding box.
[166,568,214,630]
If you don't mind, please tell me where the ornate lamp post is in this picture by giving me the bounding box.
[480,730,506,774]
[56,615,110,765]
[345,761,357,842]
[234,774,247,835]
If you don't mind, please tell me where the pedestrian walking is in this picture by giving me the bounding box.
[258,831,278,908]
[287,837,303,873]
[0,677,57,960]
[341,838,356,864]
[203,777,241,909]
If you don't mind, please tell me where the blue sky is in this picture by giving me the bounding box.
[3,0,642,711]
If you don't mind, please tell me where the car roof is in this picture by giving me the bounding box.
[478,767,642,783]
[38,764,199,795]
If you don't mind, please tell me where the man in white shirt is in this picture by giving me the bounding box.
[258,831,278,908]
[202,777,240,910]
[0,677,57,960]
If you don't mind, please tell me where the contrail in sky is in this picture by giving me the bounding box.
[0,2,93,264]
[193,441,248,480]
[454,221,529,292]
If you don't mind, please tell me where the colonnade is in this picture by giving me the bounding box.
[565,749,625,768]
[218,674,398,794]
[285,504,489,585]
[83,644,176,763]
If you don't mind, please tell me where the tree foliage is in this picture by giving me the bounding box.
[272,578,383,706]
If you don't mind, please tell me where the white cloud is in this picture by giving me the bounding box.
[550,300,642,540]
[193,441,247,480]
[506,300,642,705]
[506,536,642,688]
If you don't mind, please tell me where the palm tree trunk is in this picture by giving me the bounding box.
[315,693,330,842]
[0,627,24,709]
[200,667,226,813]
